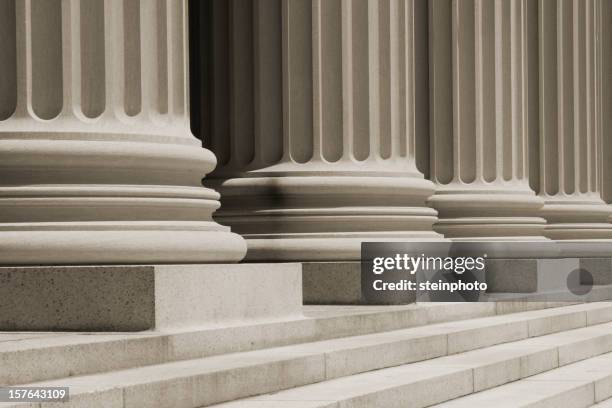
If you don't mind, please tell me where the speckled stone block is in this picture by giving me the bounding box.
[0,264,302,331]
[302,262,417,305]
[302,262,362,304]
[580,259,612,285]
[485,259,538,293]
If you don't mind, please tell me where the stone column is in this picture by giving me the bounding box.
[192,0,441,261]
[0,0,246,264]
[428,0,547,241]
[538,0,612,247]
[600,0,612,210]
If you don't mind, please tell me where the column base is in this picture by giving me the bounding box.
[429,186,548,239]
[0,264,302,331]
[0,226,246,264]
[210,174,444,261]
[244,235,444,262]
[541,199,612,253]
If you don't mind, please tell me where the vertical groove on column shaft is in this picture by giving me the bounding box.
[539,0,558,195]
[0,0,17,120]
[389,0,401,159]
[429,0,453,184]
[80,0,105,118]
[412,0,429,176]
[229,0,254,166]
[166,0,186,120]
[312,0,346,162]
[123,0,141,117]
[210,1,230,164]
[253,0,283,167]
[367,0,381,159]
[402,0,413,160]
[377,0,392,159]
[341,0,354,161]
[61,0,79,115]
[318,0,343,162]
[139,0,166,116]
[455,0,476,184]
[30,0,62,120]
[286,0,314,163]
[350,0,370,161]
[575,0,586,194]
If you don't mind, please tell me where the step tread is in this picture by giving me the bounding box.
[433,352,612,407]
[593,397,612,407]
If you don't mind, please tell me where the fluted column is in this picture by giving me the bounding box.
[538,0,612,242]
[428,0,547,240]
[600,0,612,212]
[192,0,441,261]
[0,0,246,264]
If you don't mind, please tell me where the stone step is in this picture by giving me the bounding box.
[4,302,612,408]
[432,352,612,407]
[593,398,612,407]
[210,323,612,408]
[0,301,572,386]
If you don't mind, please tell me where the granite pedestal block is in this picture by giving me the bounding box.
[0,264,302,331]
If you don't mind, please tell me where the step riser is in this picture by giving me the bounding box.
[124,357,326,408]
[435,370,612,407]
[345,371,473,408]
[325,333,447,380]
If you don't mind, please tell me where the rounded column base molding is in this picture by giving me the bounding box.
[0,138,248,264]
[0,138,215,185]
[433,218,548,240]
[541,198,612,241]
[428,185,547,239]
[541,200,612,224]
[243,235,444,262]
[208,175,443,261]
[544,225,612,240]
[0,225,246,265]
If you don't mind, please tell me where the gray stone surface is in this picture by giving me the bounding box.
[302,261,417,305]
[485,259,538,293]
[302,262,362,304]
[0,264,302,331]
[580,258,612,285]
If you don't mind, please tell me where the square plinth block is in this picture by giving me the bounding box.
[302,262,417,305]
[0,264,302,331]
[579,258,612,285]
